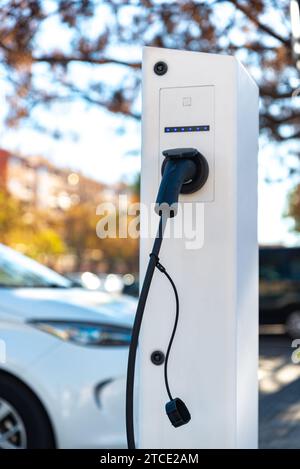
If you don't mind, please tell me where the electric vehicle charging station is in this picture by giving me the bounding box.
[127,46,259,449]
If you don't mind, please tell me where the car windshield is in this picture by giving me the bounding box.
[0,244,72,288]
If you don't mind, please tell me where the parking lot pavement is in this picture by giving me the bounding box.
[259,334,300,449]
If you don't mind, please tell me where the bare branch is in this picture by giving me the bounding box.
[33,55,141,69]
[227,0,290,45]
[260,87,293,100]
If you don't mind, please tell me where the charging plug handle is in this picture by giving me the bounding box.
[155,148,209,217]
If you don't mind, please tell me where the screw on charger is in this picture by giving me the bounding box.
[151,350,165,366]
[154,61,168,76]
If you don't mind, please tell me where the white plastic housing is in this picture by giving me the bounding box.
[138,47,259,449]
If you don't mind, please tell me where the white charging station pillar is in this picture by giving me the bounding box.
[138,47,259,449]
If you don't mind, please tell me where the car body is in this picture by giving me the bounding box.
[0,243,136,448]
[259,246,300,337]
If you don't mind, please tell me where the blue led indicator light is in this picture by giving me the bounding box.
[164,125,210,133]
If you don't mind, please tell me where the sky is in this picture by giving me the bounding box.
[0,0,299,247]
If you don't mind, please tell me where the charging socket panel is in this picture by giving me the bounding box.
[159,86,214,202]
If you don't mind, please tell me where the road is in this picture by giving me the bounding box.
[259,334,300,449]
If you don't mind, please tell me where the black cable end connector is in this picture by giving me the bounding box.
[166,398,191,428]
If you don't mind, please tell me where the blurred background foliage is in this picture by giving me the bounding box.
[0,188,139,273]
[0,0,298,146]
[0,0,299,274]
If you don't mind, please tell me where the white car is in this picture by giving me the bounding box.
[0,244,136,449]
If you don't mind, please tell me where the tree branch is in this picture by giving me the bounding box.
[227,0,290,46]
[261,111,300,125]
[46,83,141,120]
[33,54,141,69]
[260,87,293,99]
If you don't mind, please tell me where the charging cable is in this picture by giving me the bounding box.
[154,258,180,404]
[126,148,209,449]
[126,217,166,450]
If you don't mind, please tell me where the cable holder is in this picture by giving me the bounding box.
[149,252,165,272]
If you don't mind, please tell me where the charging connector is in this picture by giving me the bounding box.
[155,148,209,217]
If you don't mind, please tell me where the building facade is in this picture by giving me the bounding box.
[0,148,107,210]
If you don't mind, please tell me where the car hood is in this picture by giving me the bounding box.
[0,288,136,328]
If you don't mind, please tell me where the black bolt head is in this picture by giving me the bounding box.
[151,350,165,366]
[154,61,168,76]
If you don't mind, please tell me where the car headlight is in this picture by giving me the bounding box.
[28,320,132,347]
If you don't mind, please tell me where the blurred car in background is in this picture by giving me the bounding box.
[68,271,139,298]
[260,246,300,337]
[0,243,136,449]
[122,274,139,298]
[67,272,124,294]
